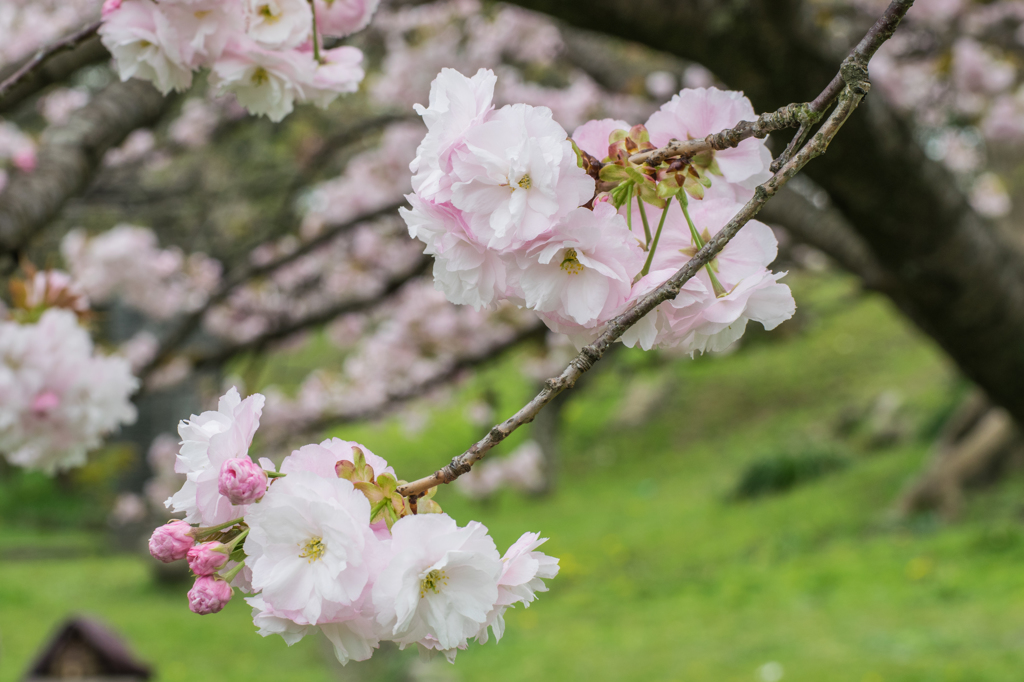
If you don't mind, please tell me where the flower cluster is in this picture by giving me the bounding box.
[403,69,794,354]
[0,306,137,473]
[155,387,558,664]
[61,225,221,320]
[98,0,376,121]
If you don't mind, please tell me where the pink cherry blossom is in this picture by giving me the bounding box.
[571,118,629,160]
[148,520,195,563]
[645,88,773,201]
[372,513,501,650]
[165,387,266,525]
[477,532,559,644]
[518,203,644,326]
[0,309,138,473]
[401,194,514,309]
[244,471,379,624]
[188,576,234,614]
[244,0,312,49]
[450,102,595,250]
[99,0,194,95]
[211,38,313,122]
[411,67,497,204]
[314,0,380,37]
[281,437,394,480]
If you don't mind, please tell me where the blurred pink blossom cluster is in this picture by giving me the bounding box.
[61,225,222,319]
[260,281,536,438]
[858,0,1024,217]
[371,0,652,131]
[0,0,99,67]
[98,0,377,121]
[153,387,558,664]
[0,121,37,192]
[404,68,794,355]
[0,308,137,472]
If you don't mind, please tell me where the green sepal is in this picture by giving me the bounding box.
[569,138,586,168]
[599,164,631,184]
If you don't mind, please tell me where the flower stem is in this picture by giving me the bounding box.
[219,528,249,555]
[640,197,672,277]
[637,197,652,248]
[265,471,287,478]
[679,199,728,297]
[625,184,634,232]
[221,561,245,584]
[308,0,322,64]
[192,517,245,538]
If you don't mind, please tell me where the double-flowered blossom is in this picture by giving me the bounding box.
[166,387,267,525]
[372,514,501,652]
[404,67,793,355]
[98,0,373,121]
[0,308,137,473]
[155,387,559,666]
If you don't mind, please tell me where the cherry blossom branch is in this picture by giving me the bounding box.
[398,57,878,498]
[771,0,913,172]
[627,102,818,166]
[190,256,432,370]
[139,201,408,379]
[0,21,103,109]
[0,79,169,257]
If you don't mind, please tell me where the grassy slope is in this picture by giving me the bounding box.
[4,270,1024,681]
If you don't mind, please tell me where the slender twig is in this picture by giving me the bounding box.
[772,0,914,171]
[0,20,101,100]
[629,101,819,166]
[395,0,910,496]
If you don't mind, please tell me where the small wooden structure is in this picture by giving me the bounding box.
[21,617,152,681]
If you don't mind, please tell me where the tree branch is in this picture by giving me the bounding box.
[0,21,102,101]
[139,201,408,379]
[0,79,169,257]
[0,25,108,114]
[187,256,432,371]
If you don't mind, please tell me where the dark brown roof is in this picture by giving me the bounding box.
[22,616,152,680]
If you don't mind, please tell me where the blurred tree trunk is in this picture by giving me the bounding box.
[505,0,1024,431]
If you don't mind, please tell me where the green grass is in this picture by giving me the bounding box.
[5,270,1024,681]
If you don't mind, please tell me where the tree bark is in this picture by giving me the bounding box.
[0,78,169,259]
[504,0,1024,427]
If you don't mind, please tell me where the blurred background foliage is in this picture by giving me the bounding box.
[6,267,1024,682]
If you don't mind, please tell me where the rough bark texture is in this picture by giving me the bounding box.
[0,78,168,258]
[504,0,1024,428]
[0,34,109,115]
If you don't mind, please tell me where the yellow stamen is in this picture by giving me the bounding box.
[517,174,532,189]
[419,569,448,597]
[299,537,326,563]
[560,248,584,275]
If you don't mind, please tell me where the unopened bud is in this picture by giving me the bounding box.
[187,576,233,615]
[148,519,194,563]
[218,457,268,505]
[187,541,230,576]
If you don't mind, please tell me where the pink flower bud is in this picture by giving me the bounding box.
[148,520,194,563]
[187,576,233,615]
[187,541,229,576]
[218,457,268,505]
